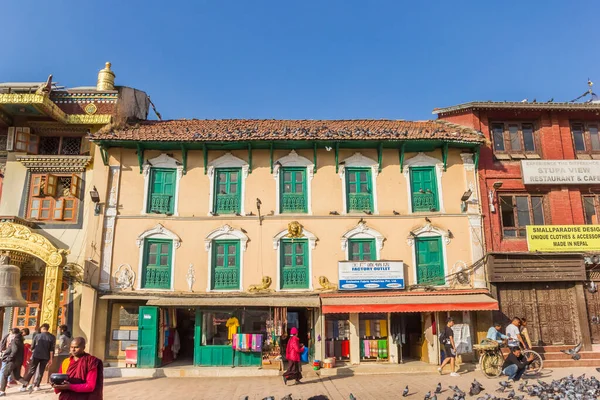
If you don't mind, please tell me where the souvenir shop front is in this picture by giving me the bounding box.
[140,295,320,368]
[320,291,498,365]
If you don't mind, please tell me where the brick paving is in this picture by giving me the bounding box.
[9,366,598,400]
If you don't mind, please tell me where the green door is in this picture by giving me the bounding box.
[137,306,159,368]
[416,237,445,285]
[410,166,438,212]
[194,309,202,366]
[148,168,176,214]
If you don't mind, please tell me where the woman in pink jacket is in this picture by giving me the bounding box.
[282,327,304,385]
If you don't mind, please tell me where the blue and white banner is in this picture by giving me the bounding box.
[338,261,405,290]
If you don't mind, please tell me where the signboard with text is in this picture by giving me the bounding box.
[526,225,600,252]
[521,160,600,185]
[338,260,404,290]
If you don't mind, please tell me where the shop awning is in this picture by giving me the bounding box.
[99,294,160,300]
[321,292,498,313]
[147,295,320,308]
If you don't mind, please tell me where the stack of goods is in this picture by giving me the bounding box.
[232,334,263,352]
[322,357,336,368]
[312,360,320,371]
[359,318,387,338]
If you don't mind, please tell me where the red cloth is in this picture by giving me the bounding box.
[286,336,302,362]
[341,340,350,358]
[22,344,31,369]
[55,353,103,400]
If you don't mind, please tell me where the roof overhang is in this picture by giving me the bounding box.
[433,101,600,115]
[147,295,320,308]
[320,290,498,314]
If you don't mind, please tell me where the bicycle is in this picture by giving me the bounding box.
[474,339,543,378]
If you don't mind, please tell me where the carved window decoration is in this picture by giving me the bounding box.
[273,150,314,215]
[490,122,538,159]
[583,195,599,224]
[141,154,183,216]
[205,225,248,292]
[7,127,39,153]
[33,136,83,156]
[28,173,81,223]
[338,153,379,215]
[13,279,68,331]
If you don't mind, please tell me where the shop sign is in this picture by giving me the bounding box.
[338,261,404,290]
[521,160,600,185]
[526,225,600,252]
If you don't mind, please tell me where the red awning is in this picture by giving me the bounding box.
[320,292,498,314]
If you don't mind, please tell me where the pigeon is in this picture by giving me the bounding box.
[349,395,357,400]
[469,385,483,396]
[424,391,431,400]
[431,396,437,400]
[436,383,442,394]
[403,386,409,397]
[507,389,515,399]
[560,342,583,360]
[282,395,293,400]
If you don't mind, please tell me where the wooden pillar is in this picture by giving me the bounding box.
[40,265,63,334]
[574,282,592,351]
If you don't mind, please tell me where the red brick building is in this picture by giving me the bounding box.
[434,101,600,352]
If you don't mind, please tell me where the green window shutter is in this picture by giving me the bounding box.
[410,167,439,212]
[280,167,307,213]
[211,240,240,290]
[415,237,445,285]
[346,168,373,213]
[348,238,376,261]
[148,168,176,214]
[142,239,172,289]
[214,168,241,214]
[280,239,309,289]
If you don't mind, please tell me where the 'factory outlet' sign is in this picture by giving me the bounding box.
[527,225,600,252]
[338,261,404,290]
[521,160,600,184]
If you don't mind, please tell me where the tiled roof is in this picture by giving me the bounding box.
[90,119,485,143]
[433,101,600,115]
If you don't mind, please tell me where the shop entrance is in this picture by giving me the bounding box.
[287,308,311,352]
[391,312,423,362]
[173,308,195,364]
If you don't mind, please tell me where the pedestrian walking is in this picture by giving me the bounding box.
[52,337,103,400]
[437,317,459,377]
[282,327,304,385]
[19,323,55,392]
[0,328,24,396]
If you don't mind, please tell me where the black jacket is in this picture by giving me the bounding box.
[502,352,531,370]
[2,334,24,366]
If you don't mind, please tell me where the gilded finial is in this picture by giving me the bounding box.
[97,61,116,91]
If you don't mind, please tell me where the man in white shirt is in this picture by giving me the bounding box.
[505,317,525,349]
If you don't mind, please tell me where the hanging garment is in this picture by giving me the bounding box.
[326,340,334,357]
[333,321,339,338]
[374,320,381,337]
[371,340,378,358]
[226,317,240,341]
[334,340,342,359]
[380,319,388,337]
[341,340,350,358]
[365,320,371,337]
[363,340,369,357]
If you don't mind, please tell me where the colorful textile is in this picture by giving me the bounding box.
[232,334,263,352]
[341,340,350,358]
[380,319,388,337]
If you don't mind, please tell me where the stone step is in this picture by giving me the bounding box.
[542,359,600,368]
[538,351,600,360]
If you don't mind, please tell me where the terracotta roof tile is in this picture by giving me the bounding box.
[91,119,485,143]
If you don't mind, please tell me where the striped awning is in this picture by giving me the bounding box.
[321,292,498,313]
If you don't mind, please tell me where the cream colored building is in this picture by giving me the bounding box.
[0,64,149,353]
[86,119,496,368]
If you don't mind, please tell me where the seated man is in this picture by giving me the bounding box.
[502,346,533,382]
[486,322,508,344]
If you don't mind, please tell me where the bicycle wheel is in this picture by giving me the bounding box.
[522,350,543,375]
[480,352,503,378]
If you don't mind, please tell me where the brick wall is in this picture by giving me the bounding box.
[440,108,600,253]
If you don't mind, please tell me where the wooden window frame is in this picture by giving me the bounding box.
[415,236,445,286]
[279,167,308,213]
[141,238,172,289]
[345,167,374,213]
[571,122,600,155]
[348,238,376,261]
[499,194,546,238]
[27,173,81,223]
[211,240,240,290]
[490,121,538,157]
[213,168,242,214]
[409,166,440,212]
[280,238,309,289]
[147,168,176,214]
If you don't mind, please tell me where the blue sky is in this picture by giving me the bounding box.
[2,1,598,120]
